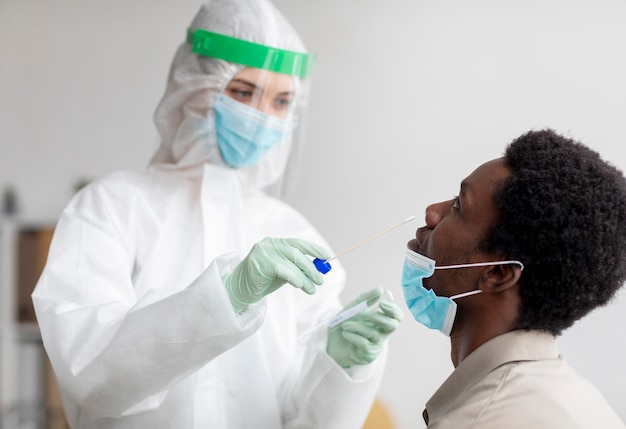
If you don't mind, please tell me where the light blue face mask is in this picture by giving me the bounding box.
[213,94,294,168]
[401,248,524,336]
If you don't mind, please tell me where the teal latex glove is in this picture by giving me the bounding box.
[224,237,332,313]
[327,287,404,368]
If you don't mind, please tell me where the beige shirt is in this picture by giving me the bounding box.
[424,330,624,428]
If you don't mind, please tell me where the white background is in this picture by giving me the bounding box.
[1,1,625,427]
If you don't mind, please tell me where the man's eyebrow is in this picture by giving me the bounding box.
[459,180,468,195]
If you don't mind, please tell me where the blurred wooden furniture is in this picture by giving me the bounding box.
[363,398,395,429]
[1,220,69,428]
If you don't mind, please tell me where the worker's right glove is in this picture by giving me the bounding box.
[327,287,404,368]
[223,237,332,313]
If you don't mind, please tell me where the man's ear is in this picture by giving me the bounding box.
[478,263,522,293]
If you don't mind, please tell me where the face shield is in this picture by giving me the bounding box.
[187,29,314,195]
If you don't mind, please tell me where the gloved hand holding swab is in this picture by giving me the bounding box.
[299,287,397,344]
[313,215,416,274]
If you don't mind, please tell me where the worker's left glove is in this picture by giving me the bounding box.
[224,237,331,313]
[327,287,404,368]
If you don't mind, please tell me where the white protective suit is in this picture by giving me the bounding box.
[32,1,387,428]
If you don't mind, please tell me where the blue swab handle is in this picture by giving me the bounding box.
[313,258,332,274]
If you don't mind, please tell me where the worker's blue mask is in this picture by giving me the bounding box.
[401,248,524,336]
[213,94,293,168]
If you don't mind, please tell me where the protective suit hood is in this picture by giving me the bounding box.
[149,0,309,193]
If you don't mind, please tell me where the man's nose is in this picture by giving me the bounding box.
[425,199,454,229]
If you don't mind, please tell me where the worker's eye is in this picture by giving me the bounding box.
[227,88,255,103]
[273,95,293,111]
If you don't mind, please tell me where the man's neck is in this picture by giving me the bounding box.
[449,295,520,366]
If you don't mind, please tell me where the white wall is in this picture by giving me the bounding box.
[2,1,625,428]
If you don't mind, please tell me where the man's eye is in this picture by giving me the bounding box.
[451,196,460,210]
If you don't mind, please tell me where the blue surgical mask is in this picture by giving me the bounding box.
[401,248,524,336]
[213,94,294,168]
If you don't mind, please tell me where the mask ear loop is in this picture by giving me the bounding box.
[449,289,482,300]
[435,260,524,301]
[435,260,525,271]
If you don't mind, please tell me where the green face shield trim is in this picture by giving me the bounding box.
[187,29,314,78]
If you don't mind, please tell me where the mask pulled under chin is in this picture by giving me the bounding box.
[401,248,523,336]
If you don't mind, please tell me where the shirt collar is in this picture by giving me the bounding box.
[425,330,559,423]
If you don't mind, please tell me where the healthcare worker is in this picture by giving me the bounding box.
[32,1,403,428]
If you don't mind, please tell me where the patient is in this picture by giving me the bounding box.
[402,129,626,428]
